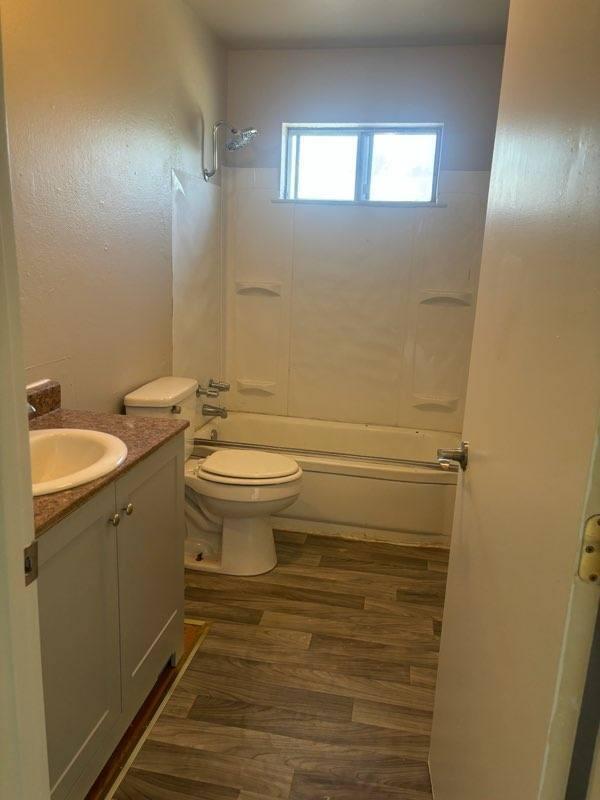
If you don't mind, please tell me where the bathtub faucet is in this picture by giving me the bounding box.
[202,403,228,419]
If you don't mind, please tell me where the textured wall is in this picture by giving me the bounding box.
[226,45,504,171]
[3,0,225,411]
[223,168,489,433]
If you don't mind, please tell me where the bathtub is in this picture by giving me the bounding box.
[194,412,459,546]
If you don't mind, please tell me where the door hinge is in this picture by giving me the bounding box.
[24,540,38,585]
[578,515,600,584]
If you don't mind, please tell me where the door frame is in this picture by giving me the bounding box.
[0,15,50,799]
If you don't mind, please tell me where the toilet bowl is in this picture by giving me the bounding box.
[124,377,302,577]
[185,449,302,575]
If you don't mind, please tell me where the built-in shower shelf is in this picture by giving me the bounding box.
[412,394,459,411]
[419,291,472,306]
[237,379,277,395]
[235,281,282,296]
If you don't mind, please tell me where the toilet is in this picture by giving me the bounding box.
[124,377,302,576]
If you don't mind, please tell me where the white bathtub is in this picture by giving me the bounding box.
[194,412,459,546]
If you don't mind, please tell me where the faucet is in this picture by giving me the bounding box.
[197,378,230,398]
[197,385,219,398]
[208,378,230,392]
[202,404,228,419]
[27,401,36,418]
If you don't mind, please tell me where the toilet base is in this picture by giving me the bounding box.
[185,516,277,576]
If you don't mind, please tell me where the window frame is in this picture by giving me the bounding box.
[280,123,444,205]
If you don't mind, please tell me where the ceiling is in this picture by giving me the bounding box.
[187,0,509,49]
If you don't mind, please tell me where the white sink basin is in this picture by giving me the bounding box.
[30,429,128,496]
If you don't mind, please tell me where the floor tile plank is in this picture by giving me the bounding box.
[180,668,354,722]
[188,652,431,709]
[114,768,239,799]
[352,700,434,734]
[185,580,365,613]
[187,699,430,757]
[289,772,432,800]
[200,632,418,681]
[410,666,438,688]
[128,740,292,799]
[149,714,430,763]
[259,609,437,646]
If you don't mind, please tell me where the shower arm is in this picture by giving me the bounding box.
[203,121,228,182]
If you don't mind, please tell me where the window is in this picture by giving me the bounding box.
[281,124,443,204]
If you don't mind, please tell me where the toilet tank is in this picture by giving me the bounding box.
[124,377,198,459]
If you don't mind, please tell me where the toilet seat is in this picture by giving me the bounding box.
[187,472,302,503]
[195,449,302,486]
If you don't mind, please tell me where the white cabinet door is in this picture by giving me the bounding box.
[37,486,120,800]
[115,438,185,714]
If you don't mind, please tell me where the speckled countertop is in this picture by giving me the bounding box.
[30,409,188,537]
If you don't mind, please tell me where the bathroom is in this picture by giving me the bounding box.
[1,1,599,799]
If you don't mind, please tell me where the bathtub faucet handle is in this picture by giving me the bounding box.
[197,385,219,398]
[209,378,230,393]
[437,441,469,471]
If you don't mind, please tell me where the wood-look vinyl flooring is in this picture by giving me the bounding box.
[114,532,448,800]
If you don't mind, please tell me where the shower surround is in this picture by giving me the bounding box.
[222,166,489,434]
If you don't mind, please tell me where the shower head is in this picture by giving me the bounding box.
[225,127,259,151]
[204,122,259,181]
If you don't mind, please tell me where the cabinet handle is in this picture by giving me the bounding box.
[122,503,134,516]
[108,512,121,527]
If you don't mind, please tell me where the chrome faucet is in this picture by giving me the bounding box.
[27,401,36,418]
[197,385,219,398]
[197,378,230,398]
[208,378,230,393]
[202,404,228,419]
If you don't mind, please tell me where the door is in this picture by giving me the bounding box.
[0,16,50,798]
[115,439,185,715]
[37,487,121,800]
[429,1,600,799]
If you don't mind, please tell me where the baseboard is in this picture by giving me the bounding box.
[274,516,450,548]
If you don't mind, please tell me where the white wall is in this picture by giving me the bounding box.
[227,46,504,171]
[223,45,501,432]
[3,0,226,412]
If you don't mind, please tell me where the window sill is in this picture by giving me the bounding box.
[271,198,447,208]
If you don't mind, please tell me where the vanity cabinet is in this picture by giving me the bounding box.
[116,446,184,716]
[38,486,121,800]
[37,436,184,800]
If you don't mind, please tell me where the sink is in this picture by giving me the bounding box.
[30,429,128,496]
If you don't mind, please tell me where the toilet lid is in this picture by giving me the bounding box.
[202,449,299,480]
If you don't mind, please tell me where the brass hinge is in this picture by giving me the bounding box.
[578,515,600,584]
[24,540,38,585]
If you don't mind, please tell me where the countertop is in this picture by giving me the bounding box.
[31,409,188,537]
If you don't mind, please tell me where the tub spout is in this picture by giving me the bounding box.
[202,404,228,419]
